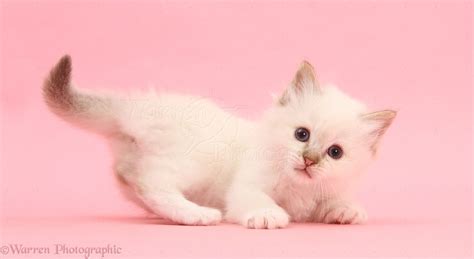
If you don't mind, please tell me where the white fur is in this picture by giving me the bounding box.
[44,58,395,228]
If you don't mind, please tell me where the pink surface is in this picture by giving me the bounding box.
[0,1,472,258]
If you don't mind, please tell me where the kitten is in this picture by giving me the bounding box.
[43,55,396,229]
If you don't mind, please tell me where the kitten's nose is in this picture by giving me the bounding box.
[304,157,315,166]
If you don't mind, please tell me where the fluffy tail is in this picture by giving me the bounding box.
[43,55,118,134]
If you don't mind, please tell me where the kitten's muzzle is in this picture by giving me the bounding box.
[295,167,312,179]
[303,154,320,166]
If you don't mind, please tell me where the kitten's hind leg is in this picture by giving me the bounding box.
[134,159,222,226]
[139,189,222,225]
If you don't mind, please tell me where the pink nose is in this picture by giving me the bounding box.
[304,157,315,166]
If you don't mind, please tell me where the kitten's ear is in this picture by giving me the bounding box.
[361,110,397,153]
[278,61,320,105]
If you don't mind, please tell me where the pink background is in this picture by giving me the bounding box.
[0,0,472,258]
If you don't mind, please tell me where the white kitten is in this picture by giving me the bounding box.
[43,56,396,229]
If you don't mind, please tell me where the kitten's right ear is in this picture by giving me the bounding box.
[278,61,320,105]
[361,110,397,153]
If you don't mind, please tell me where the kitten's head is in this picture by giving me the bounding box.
[262,61,396,197]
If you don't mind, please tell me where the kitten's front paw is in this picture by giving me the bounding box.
[243,207,289,229]
[323,204,368,224]
[179,207,222,226]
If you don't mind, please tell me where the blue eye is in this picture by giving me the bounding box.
[295,127,310,142]
[327,145,343,159]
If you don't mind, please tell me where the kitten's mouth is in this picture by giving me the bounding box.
[295,167,312,179]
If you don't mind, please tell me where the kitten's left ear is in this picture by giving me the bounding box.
[361,110,397,153]
[278,61,320,105]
